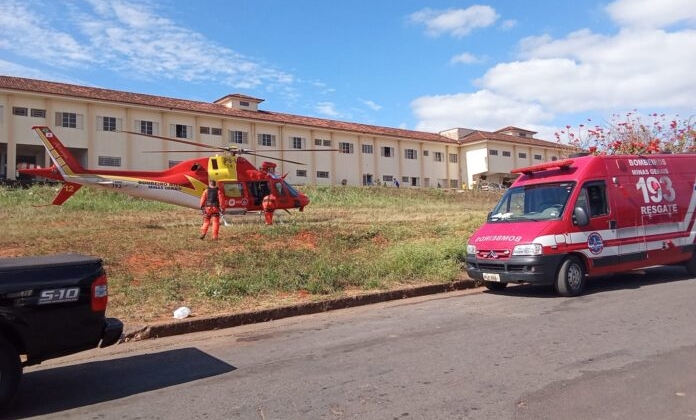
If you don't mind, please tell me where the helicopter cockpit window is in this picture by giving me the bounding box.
[283,181,300,198]
[223,182,243,198]
[273,182,284,196]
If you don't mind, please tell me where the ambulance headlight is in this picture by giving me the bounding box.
[466,244,477,255]
[512,243,543,256]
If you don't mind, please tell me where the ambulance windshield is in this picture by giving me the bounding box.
[488,182,575,222]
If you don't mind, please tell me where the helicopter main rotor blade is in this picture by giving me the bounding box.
[246,152,306,165]
[122,130,328,164]
[120,130,231,152]
[142,150,208,153]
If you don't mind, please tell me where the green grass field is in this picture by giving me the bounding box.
[0,183,500,324]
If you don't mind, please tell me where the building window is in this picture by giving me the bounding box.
[200,126,210,135]
[450,179,459,189]
[230,130,249,144]
[55,112,83,129]
[98,156,121,167]
[502,151,511,157]
[170,124,192,139]
[239,101,250,107]
[381,147,394,157]
[434,152,443,162]
[449,153,458,163]
[290,136,305,150]
[423,150,429,157]
[490,149,499,156]
[168,160,182,168]
[382,175,394,182]
[135,120,158,135]
[258,133,277,147]
[534,154,543,160]
[339,142,354,154]
[518,152,527,159]
[97,116,121,132]
[362,144,373,154]
[211,128,222,136]
[405,149,417,160]
[12,107,28,116]
[296,170,307,177]
[317,171,330,178]
[314,138,332,147]
[31,108,46,118]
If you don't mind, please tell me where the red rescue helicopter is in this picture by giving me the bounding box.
[19,126,311,224]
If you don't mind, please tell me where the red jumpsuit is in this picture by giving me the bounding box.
[199,185,226,239]
[262,193,277,225]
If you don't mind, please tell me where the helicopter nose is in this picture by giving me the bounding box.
[300,193,310,207]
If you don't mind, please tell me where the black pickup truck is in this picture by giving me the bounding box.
[0,254,123,410]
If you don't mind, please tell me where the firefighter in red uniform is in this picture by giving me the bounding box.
[262,190,278,225]
[199,179,226,240]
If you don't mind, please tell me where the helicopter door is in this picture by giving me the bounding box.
[246,181,270,209]
[218,181,246,210]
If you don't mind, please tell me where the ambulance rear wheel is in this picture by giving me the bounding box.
[555,256,585,297]
[483,281,507,291]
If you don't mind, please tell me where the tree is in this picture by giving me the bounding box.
[556,111,696,155]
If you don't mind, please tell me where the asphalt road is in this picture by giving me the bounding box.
[8,267,696,419]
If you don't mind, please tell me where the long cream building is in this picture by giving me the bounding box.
[0,76,570,188]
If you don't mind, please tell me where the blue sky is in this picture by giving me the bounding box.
[1,0,695,141]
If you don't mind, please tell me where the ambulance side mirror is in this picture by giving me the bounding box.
[573,206,589,227]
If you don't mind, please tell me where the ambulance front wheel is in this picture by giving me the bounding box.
[483,281,507,291]
[555,256,586,297]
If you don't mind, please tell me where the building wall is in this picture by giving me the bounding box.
[464,147,488,187]
[0,88,566,188]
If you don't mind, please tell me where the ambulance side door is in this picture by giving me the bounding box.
[573,181,614,269]
[609,176,647,262]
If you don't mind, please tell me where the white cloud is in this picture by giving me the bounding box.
[606,0,696,28]
[0,0,96,67]
[409,5,499,38]
[316,102,342,118]
[500,19,517,30]
[0,0,294,91]
[0,60,68,82]
[450,52,483,65]
[412,0,696,137]
[485,28,696,112]
[359,99,382,111]
[412,90,553,133]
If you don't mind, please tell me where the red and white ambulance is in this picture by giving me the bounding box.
[465,153,696,296]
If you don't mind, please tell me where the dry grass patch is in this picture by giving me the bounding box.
[0,184,501,325]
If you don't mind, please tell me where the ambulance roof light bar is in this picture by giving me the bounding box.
[511,159,575,176]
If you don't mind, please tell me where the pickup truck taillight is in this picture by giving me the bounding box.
[91,274,109,312]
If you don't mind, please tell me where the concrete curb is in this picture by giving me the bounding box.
[123,280,481,341]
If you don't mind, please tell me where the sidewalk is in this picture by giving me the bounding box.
[122,279,481,341]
